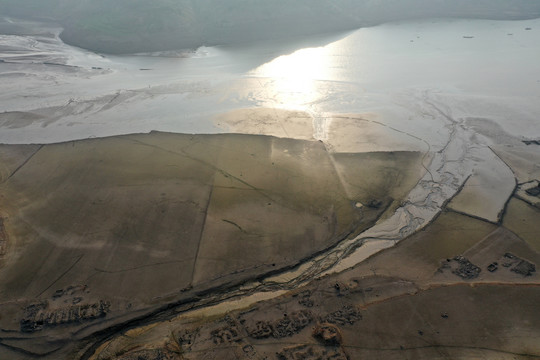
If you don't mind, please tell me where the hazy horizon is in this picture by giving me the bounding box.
[1,0,540,53]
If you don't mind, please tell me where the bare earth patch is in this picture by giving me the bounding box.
[0,131,425,358]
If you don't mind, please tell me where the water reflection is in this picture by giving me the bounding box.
[4,17,539,145]
[248,46,333,111]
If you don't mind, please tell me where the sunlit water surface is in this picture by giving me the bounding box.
[0,17,539,144]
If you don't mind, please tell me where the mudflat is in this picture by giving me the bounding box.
[75,130,540,360]
[86,206,540,360]
[0,131,425,358]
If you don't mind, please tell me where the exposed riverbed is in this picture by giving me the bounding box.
[0,15,539,359]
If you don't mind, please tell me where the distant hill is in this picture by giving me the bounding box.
[1,0,539,53]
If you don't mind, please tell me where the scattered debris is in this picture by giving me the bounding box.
[312,322,343,345]
[487,262,498,272]
[499,253,536,277]
[441,313,449,319]
[451,256,481,279]
[245,320,274,339]
[20,300,110,333]
[211,325,242,344]
[440,253,536,279]
[334,282,349,296]
[438,256,481,279]
[244,310,313,339]
[272,310,313,338]
[73,297,83,305]
[117,348,172,360]
[298,290,314,307]
[51,284,89,301]
[367,199,383,209]
[523,140,540,145]
[512,260,536,277]
[322,305,362,326]
[277,344,348,360]
[174,327,200,352]
[242,344,256,356]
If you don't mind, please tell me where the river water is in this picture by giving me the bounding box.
[1,17,539,146]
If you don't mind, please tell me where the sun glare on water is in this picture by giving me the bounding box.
[249,46,334,111]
